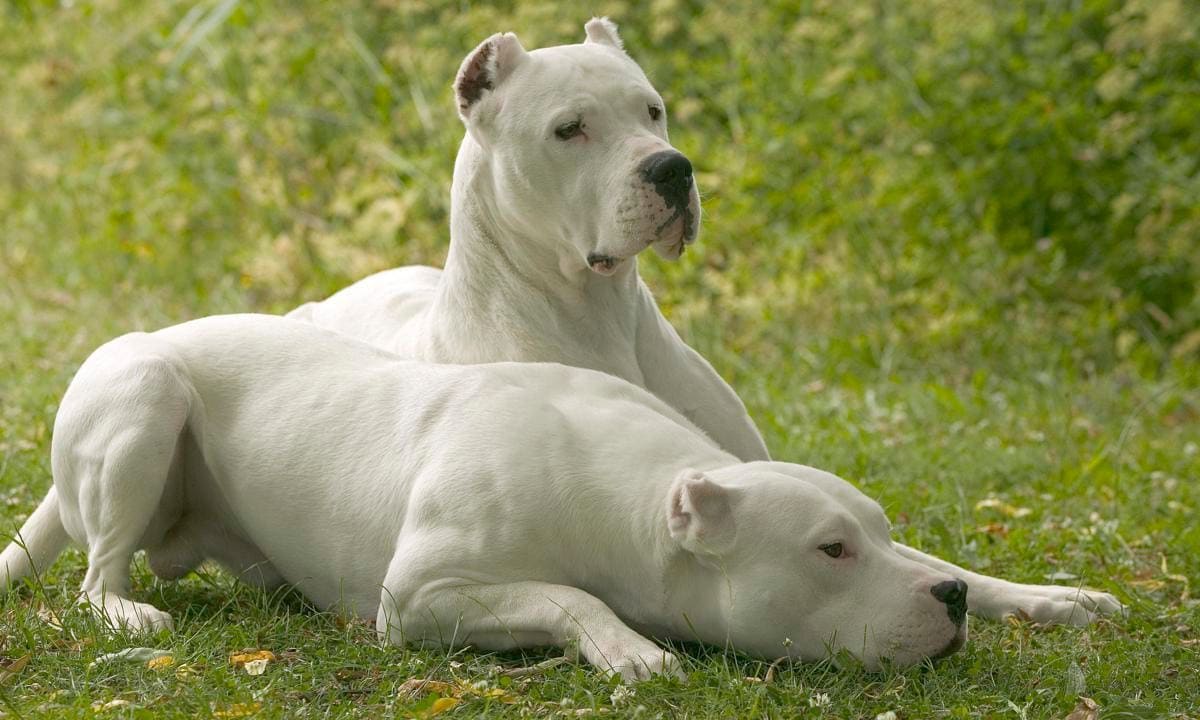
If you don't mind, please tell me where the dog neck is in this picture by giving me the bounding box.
[566,450,739,646]
[426,137,645,379]
[638,466,738,645]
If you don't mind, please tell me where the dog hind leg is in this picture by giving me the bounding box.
[54,336,191,632]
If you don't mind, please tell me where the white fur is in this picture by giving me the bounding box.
[2,315,1124,679]
[287,20,770,463]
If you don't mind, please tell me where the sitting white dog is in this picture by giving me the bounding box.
[1,315,1123,678]
[287,19,770,462]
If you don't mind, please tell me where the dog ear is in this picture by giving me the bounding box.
[454,32,528,122]
[583,17,624,51]
[667,470,736,557]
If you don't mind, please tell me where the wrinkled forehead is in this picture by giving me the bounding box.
[511,44,658,107]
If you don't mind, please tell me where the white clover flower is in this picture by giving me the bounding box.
[610,684,635,707]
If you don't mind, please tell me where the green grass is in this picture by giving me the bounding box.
[1,0,1197,717]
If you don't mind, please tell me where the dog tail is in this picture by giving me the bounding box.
[1,486,69,591]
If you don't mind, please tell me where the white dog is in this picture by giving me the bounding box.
[1,315,1123,679]
[287,19,770,462]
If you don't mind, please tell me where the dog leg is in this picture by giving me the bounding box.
[893,542,1125,625]
[377,577,682,682]
[54,343,189,632]
[635,289,770,462]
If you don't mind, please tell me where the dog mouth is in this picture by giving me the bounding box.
[650,197,699,260]
[587,252,623,276]
[930,623,968,660]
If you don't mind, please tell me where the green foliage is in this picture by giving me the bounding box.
[1,0,1197,717]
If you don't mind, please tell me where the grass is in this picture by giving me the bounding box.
[1,0,1197,717]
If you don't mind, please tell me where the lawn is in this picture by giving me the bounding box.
[1,0,1197,717]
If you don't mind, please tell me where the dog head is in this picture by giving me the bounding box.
[453,18,700,276]
[667,462,967,670]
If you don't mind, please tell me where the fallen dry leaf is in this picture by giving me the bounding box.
[477,686,519,703]
[146,655,175,671]
[243,658,270,676]
[409,697,460,718]
[229,650,275,668]
[763,657,787,683]
[36,605,65,631]
[398,678,455,700]
[975,497,1032,518]
[1130,578,1166,591]
[397,676,519,708]
[1005,609,1035,626]
[0,655,30,686]
[977,522,1010,538]
[91,699,132,711]
[1064,696,1099,720]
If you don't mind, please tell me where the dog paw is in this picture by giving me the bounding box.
[609,648,683,682]
[589,639,684,682]
[1004,586,1125,626]
[84,593,175,632]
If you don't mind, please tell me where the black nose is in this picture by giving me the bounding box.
[639,150,693,202]
[930,579,968,626]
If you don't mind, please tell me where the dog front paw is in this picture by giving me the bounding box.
[607,646,682,682]
[584,637,684,682]
[84,593,175,633]
[1002,586,1126,626]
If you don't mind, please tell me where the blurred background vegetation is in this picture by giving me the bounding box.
[2,0,1197,378]
[1,1,1198,715]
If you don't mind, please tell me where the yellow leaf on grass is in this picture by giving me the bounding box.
[146,655,175,671]
[213,701,263,718]
[413,697,460,718]
[397,676,519,709]
[478,686,519,703]
[229,650,275,668]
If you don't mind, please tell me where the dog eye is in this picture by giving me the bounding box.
[555,120,583,140]
[819,542,843,559]
[648,105,662,121]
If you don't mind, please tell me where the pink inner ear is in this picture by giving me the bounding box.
[668,486,690,533]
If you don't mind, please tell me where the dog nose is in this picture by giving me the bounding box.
[639,151,693,201]
[930,579,968,625]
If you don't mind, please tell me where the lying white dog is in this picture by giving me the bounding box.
[1,315,1123,678]
[287,19,770,462]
